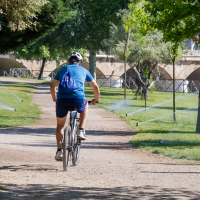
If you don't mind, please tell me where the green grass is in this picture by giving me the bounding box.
[85,85,200,163]
[0,186,6,190]
[1,76,51,83]
[0,82,42,128]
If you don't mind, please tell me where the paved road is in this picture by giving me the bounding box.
[0,77,200,199]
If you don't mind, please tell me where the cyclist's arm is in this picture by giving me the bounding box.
[88,80,100,104]
[50,79,60,102]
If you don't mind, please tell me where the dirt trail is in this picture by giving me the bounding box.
[0,77,200,199]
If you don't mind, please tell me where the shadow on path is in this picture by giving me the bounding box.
[1,183,200,200]
[0,128,134,150]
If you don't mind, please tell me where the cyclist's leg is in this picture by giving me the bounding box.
[56,98,69,149]
[73,99,88,140]
[56,116,67,149]
[79,102,88,128]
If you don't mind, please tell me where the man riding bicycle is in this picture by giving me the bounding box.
[50,52,100,161]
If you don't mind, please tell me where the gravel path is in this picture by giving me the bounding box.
[0,77,200,199]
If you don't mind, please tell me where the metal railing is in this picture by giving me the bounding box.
[1,70,200,93]
[0,70,9,76]
[183,39,200,50]
[96,74,200,93]
[0,69,56,81]
[155,79,199,93]
[10,68,31,77]
[96,74,138,89]
[30,70,56,81]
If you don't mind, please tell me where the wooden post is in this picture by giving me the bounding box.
[145,85,147,111]
[196,91,200,133]
[173,57,176,122]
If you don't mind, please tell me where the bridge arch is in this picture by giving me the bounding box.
[0,57,26,72]
[0,55,57,78]
[152,65,173,79]
[187,66,200,80]
[120,65,173,79]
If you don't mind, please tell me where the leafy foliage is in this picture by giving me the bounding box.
[0,0,48,31]
[25,0,129,78]
[107,16,177,68]
[41,0,129,51]
[144,0,200,55]
[0,0,73,54]
[14,43,87,67]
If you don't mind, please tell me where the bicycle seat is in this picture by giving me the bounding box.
[63,106,76,111]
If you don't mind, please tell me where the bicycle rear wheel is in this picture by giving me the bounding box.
[63,126,72,171]
[72,122,81,166]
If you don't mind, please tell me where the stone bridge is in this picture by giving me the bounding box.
[1,50,200,80]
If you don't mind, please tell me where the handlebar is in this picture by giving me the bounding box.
[88,100,99,105]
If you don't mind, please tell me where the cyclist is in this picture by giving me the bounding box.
[50,52,100,160]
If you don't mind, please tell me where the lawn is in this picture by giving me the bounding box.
[1,80,199,163]
[85,85,200,163]
[0,82,42,128]
[1,76,51,83]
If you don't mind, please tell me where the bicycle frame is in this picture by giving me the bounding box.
[63,100,98,171]
[63,109,81,171]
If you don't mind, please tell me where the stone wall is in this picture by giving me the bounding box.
[2,51,200,80]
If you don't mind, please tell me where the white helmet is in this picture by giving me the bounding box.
[68,52,83,63]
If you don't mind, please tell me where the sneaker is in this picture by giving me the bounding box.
[55,150,63,161]
[77,130,88,140]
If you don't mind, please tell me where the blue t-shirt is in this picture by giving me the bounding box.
[54,64,94,99]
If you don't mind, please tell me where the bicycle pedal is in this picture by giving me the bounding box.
[55,157,63,161]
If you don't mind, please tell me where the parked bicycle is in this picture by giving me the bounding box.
[62,100,98,171]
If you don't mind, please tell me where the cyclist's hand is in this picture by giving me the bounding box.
[90,99,99,105]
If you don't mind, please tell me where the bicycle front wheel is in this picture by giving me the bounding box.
[63,126,72,171]
[72,122,81,166]
[72,139,81,166]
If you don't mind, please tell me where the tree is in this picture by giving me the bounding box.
[0,0,74,54]
[105,4,183,100]
[143,0,200,122]
[104,3,148,102]
[109,25,183,96]
[0,0,48,31]
[14,42,87,79]
[14,45,51,79]
[35,0,129,79]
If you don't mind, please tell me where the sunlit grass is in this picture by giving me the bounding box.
[0,82,42,128]
[85,85,200,163]
[0,76,51,83]
[0,186,6,190]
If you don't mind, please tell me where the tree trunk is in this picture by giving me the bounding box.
[124,59,127,104]
[124,27,130,105]
[89,49,96,80]
[173,57,176,122]
[138,61,140,72]
[196,91,200,133]
[38,57,46,80]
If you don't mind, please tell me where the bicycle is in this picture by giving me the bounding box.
[62,100,96,171]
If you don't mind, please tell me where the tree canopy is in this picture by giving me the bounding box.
[0,0,74,54]
[144,0,200,52]
[0,0,48,31]
[14,41,87,79]
[31,0,129,79]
